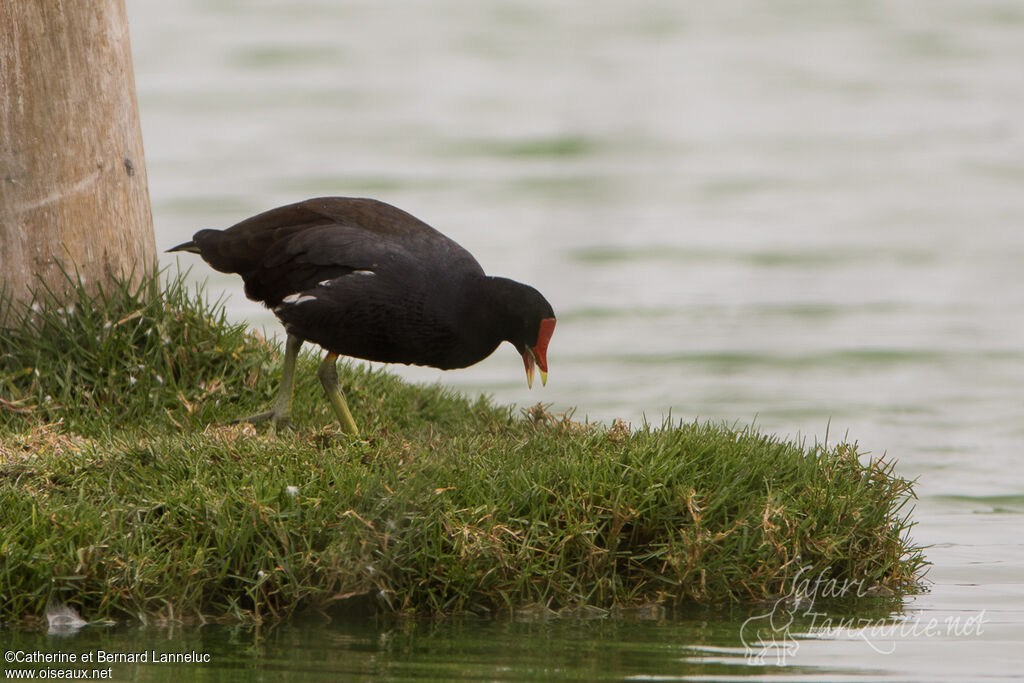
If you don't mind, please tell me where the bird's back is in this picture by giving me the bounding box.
[183,197,483,306]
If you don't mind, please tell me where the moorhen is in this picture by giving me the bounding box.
[168,196,556,435]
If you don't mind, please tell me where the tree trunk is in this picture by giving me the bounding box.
[0,0,155,316]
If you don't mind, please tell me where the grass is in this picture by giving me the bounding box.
[0,270,926,625]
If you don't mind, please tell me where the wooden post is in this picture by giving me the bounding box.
[0,0,155,315]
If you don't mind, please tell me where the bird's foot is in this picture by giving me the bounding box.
[232,410,293,433]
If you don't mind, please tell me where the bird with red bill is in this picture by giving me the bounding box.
[168,196,556,435]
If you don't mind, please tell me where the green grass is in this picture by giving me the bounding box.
[0,270,925,625]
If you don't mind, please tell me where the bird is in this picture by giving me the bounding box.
[167,196,556,435]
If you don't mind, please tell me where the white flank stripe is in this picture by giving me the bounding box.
[281,293,317,305]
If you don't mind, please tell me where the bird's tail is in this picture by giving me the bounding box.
[166,240,200,254]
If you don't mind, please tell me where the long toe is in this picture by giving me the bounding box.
[233,410,293,432]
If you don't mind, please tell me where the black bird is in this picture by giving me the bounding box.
[168,196,556,435]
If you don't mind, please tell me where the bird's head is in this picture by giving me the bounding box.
[503,285,556,389]
[484,277,556,388]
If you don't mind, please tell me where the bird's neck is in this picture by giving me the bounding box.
[459,275,526,348]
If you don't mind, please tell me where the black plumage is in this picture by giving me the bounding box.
[168,196,556,434]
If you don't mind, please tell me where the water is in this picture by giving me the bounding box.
[0,611,897,681]
[6,0,1024,679]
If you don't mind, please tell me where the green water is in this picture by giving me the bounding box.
[1,600,908,681]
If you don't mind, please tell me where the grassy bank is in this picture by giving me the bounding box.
[0,271,925,625]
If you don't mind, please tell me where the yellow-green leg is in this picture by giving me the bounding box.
[238,333,302,433]
[317,352,359,436]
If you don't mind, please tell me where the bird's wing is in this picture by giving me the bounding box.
[194,197,485,306]
[252,227,483,307]
[278,197,484,273]
[239,224,388,305]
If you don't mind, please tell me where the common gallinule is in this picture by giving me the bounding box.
[168,197,556,435]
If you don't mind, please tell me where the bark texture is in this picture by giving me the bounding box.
[1,0,155,313]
